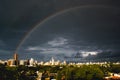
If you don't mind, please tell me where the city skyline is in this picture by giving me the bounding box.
[1,53,120,67]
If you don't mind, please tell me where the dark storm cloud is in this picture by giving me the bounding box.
[89,51,120,61]
[0,0,120,60]
[16,5,120,61]
[22,6,120,46]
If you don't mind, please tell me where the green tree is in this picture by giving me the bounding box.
[74,65,104,80]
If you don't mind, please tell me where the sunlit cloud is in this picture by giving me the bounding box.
[26,46,75,56]
[47,37,68,47]
[26,46,43,51]
[26,36,100,58]
[80,51,98,57]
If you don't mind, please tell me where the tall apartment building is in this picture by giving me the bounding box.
[13,53,19,65]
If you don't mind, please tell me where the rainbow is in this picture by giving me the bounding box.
[15,5,113,53]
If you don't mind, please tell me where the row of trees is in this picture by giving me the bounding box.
[0,63,120,80]
[0,64,37,80]
[57,65,104,80]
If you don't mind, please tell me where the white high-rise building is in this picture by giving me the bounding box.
[19,60,26,65]
[29,58,34,66]
[63,60,67,65]
[51,57,55,65]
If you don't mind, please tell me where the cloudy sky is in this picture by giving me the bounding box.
[0,0,120,61]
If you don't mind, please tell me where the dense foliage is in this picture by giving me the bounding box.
[0,63,120,80]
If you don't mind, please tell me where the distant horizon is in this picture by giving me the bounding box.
[1,51,120,62]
